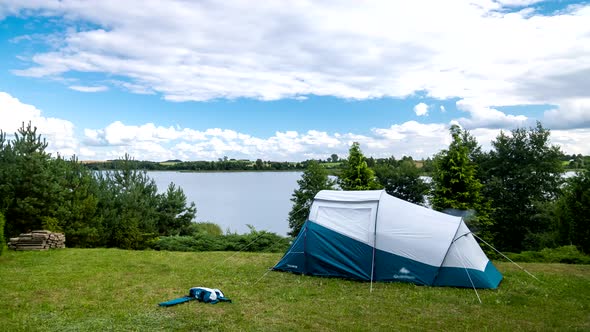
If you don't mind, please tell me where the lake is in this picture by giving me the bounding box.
[149,171,302,236]
[149,171,578,236]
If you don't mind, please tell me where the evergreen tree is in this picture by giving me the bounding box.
[0,122,64,237]
[0,130,12,212]
[430,125,492,239]
[288,161,335,236]
[0,122,198,249]
[52,155,102,247]
[338,142,380,191]
[0,124,102,245]
[156,183,196,236]
[95,154,161,249]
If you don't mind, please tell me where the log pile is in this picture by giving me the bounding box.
[8,230,66,250]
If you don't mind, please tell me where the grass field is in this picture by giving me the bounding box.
[1,249,588,331]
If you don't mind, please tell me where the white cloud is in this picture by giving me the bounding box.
[455,100,529,129]
[1,0,590,161]
[110,80,154,95]
[495,0,544,7]
[84,121,183,146]
[3,90,590,162]
[440,105,446,113]
[1,0,588,120]
[550,128,590,155]
[543,98,590,129]
[0,91,78,156]
[73,112,590,160]
[372,121,452,156]
[413,102,429,116]
[68,85,108,92]
[79,120,452,161]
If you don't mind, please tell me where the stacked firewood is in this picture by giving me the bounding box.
[8,230,66,250]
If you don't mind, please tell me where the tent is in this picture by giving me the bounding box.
[273,190,502,289]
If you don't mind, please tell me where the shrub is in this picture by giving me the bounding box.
[151,236,200,252]
[183,222,223,236]
[151,227,291,253]
[504,245,590,264]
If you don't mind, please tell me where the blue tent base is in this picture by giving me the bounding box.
[271,268,503,290]
[273,220,503,289]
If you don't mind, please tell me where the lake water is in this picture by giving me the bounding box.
[149,171,578,236]
[149,171,302,236]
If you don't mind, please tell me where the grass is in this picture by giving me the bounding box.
[1,249,589,331]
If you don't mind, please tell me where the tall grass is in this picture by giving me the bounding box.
[0,249,588,331]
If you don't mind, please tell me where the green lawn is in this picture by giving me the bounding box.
[1,249,588,331]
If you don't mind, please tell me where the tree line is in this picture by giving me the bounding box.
[288,122,589,254]
[1,121,588,256]
[84,152,439,175]
[85,158,307,172]
[0,123,196,249]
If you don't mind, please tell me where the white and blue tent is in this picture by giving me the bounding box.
[274,190,502,289]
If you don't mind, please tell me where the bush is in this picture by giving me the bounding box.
[151,236,200,252]
[504,245,590,264]
[151,227,291,253]
[0,211,5,255]
[183,222,223,236]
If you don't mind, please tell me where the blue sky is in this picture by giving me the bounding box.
[1,0,589,161]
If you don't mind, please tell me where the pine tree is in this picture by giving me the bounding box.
[95,153,160,249]
[1,122,63,237]
[430,125,492,240]
[156,183,196,236]
[52,155,102,247]
[338,142,380,191]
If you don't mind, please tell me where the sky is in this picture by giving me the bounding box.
[0,0,589,162]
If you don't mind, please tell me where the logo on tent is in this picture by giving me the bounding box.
[393,267,415,280]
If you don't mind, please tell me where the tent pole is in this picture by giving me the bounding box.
[472,233,539,281]
[370,191,385,293]
[370,246,376,293]
[432,218,464,286]
[370,222,377,292]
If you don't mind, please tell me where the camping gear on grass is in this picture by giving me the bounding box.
[274,190,502,289]
[158,287,231,307]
